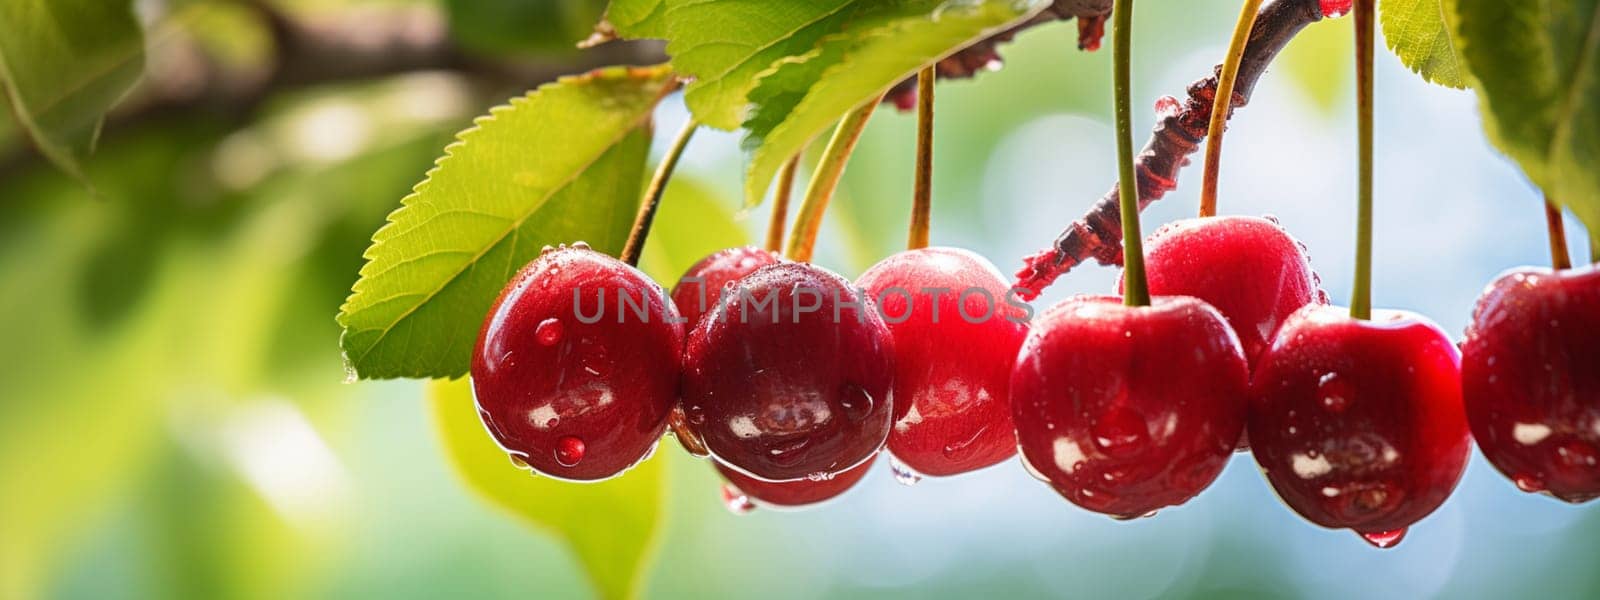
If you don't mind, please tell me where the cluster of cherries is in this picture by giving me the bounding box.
[470,214,1599,547]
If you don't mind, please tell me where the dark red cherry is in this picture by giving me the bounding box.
[666,246,786,458]
[472,245,683,481]
[1010,296,1248,519]
[1127,216,1326,369]
[670,245,785,326]
[681,262,895,482]
[1248,305,1469,545]
[717,454,877,510]
[855,247,1028,477]
[1463,266,1600,503]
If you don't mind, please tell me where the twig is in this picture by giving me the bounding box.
[1013,0,1325,299]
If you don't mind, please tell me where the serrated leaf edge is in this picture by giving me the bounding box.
[740,0,1048,207]
[1381,0,1471,90]
[336,65,674,380]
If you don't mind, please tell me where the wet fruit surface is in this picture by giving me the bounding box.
[471,245,682,481]
[1463,266,1600,503]
[1128,216,1326,369]
[856,247,1028,477]
[717,455,877,509]
[1010,295,1249,519]
[681,262,895,482]
[671,246,785,326]
[1248,304,1469,541]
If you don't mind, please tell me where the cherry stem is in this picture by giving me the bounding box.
[620,118,698,266]
[1545,199,1572,270]
[786,97,880,263]
[1349,0,1373,320]
[766,155,801,252]
[908,66,936,250]
[1199,0,1264,218]
[1113,0,1149,307]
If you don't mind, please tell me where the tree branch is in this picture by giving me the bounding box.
[0,3,665,180]
[1013,0,1325,299]
[885,0,1114,110]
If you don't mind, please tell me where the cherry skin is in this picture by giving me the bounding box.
[1125,216,1327,370]
[472,244,683,481]
[718,454,877,510]
[855,247,1028,477]
[681,262,895,482]
[1463,266,1600,503]
[1010,295,1249,519]
[665,246,784,457]
[1319,0,1354,18]
[670,245,784,326]
[1248,305,1469,545]
[1124,216,1325,450]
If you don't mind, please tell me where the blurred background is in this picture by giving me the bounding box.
[3,1,1598,599]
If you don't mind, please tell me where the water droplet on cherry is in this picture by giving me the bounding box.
[535,317,563,346]
[509,454,530,469]
[1513,473,1545,493]
[1091,406,1148,457]
[1554,441,1599,471]
[890,457,922,486]
[721,483,755,514]
[1359,528,1407,549]
[839,383,875,423]
[1319,0,1352,18]
[554,436,586,467]
[1317,371,1351,413]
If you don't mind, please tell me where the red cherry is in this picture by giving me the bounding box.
[1319,0,1353,18]
[1463,266,1600,503]
[717,455,877,510]
[666,246,784,457]
[670,246,784,326]
[1010,296,1248,519]
[1248,305,1469,544]
[1124,216,1327,369]
[855,247,1028,477]
[471,245,683,481]
[681,262,895,482]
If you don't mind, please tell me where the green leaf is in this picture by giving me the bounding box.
[661,0,865,131]
[448,0,609,56]
[0,0,145,179]
[605,0,669,39]
[337,65,674,380]
[1455,0,1600,229]
[428,378,665,600]
[1380,0,1471,88]
[741,0,1048,208]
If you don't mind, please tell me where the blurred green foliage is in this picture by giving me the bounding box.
[0,0,144,179]
[446,0,608,56]
[429,378,666,600]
